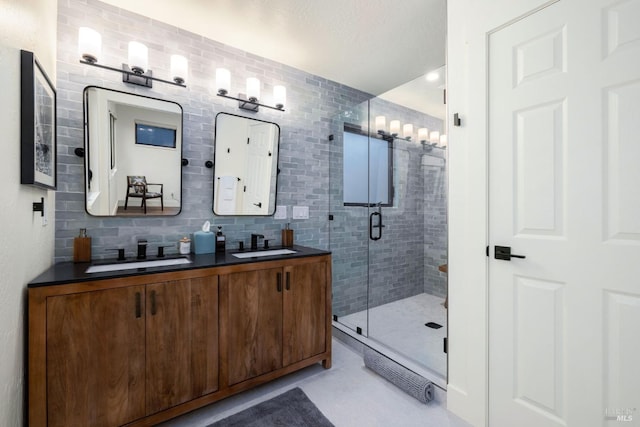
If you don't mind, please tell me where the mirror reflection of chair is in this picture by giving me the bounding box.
[125,176,163,214]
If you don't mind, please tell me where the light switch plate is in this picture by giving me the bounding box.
[274,205,287,219]
[292,206,309,219]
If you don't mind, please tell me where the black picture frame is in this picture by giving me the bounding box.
[21,49,57,190]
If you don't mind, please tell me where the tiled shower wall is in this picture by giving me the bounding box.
[55,0,372,261]
[423,154,447,298]
[329,98,447,317]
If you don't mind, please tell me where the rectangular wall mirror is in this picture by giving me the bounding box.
[213,112,280,216]
[83,86,183,216]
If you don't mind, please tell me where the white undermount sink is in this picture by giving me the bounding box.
[85,257,192,273]
[231,249,297,259]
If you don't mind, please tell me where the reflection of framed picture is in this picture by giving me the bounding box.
[21,49,56,190]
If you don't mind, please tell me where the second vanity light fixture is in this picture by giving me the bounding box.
[215,68,286,112]
[78,27,187,88]
[375,115,447,149]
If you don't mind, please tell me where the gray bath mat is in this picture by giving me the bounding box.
[363,347,433,403]
[208,387,334,427]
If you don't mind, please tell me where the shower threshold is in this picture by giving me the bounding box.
[332,321,447,393]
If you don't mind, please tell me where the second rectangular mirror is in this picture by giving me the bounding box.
[213,112,280,216]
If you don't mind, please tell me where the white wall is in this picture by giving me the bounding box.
[115,105,181,207]
[446,1,555,426]
[0,0,57,425]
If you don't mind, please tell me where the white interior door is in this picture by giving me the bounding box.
[243,123,275,214]
[488,1,640,426]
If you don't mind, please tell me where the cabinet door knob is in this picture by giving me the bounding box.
[285,272,291,291]
[277,273,282,292]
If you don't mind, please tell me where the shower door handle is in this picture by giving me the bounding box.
[369,211,384,241]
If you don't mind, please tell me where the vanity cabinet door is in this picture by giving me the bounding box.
[46,286,146,427]
[226,267,283,385]
[145,276,219,414]
[282,261,328,366]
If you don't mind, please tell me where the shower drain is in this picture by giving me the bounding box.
[425,322,443,329]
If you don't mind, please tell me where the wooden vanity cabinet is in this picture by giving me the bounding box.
[223,258,330,386]
[30,273,218,427]
[29,253,331,427]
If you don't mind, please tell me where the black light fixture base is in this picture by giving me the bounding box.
[238,94,260,112]
[79,60,186,88]
[216,92,284,112]
[122,64,153,88]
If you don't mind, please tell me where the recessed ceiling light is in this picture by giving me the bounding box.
[425,71,439,82]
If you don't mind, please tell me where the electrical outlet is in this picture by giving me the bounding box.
[274,205,287,219]
[292,206,309,219]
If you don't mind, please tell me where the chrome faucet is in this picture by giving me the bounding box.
[250,233,264,250]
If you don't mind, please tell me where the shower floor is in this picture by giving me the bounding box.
[338,293,447,377]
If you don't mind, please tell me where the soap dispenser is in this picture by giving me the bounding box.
[73,228,91,262]
[216,226,226,253]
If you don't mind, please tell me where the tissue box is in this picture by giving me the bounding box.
[193,231,215,254]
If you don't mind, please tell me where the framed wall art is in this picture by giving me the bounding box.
[21,49,57,190]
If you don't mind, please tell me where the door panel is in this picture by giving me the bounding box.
[514,100,565,237]
[226,268,283,385]
[489,1,640,426]
[604,81,640,240]
[146,277,218,414]
[283,262,327,366]
[46,286,146,427]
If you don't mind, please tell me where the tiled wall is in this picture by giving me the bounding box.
[55,0,447,314]
[55,0,372,262]
[423,154,448,298]
[329,98,447,317]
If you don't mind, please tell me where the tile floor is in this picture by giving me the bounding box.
[339,293,447,377]
[162,338,470,427]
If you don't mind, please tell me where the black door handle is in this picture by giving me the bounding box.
[495,245,526,261]
[369,211,382,241]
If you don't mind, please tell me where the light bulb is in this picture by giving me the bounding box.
[170,55,188,84]
[246,77,261,101]
[375,116,386,132]
[390,120,401,136]
[403,123,414,139]
[128,41,148,74]
[216,68,231,95]
[430,131,440,143]
[274,85,286,109]
[78,27,101,63]
[418,128,429,142]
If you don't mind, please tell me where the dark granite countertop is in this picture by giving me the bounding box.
[29,245,330,288]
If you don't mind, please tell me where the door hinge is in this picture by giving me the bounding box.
[356,326,363,335]
[486,245,489,257]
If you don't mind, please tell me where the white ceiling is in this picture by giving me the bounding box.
[100,0,447,118]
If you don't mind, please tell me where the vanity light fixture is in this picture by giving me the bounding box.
[375,115,414,142]
[421,130,447,151]
[215,68,286,112]
[77,27,187,88]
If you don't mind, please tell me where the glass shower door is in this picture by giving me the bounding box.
[329,103,372,336]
